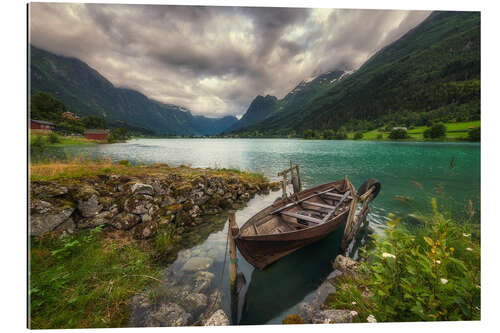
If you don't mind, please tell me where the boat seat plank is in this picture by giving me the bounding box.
[280,218,309,229]
[303,201,336,210]
[281,211,322,224]
[321,192,353,200]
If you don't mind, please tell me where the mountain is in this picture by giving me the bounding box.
[227,95,278,132]
[230,11,480,135]
[226,70,347,133]
[29,46,237,135]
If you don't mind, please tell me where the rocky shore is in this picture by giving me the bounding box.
[30,165,279,239]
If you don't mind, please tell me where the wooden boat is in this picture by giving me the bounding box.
[234,178,356,270]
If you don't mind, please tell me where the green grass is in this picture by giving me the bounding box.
[328,200,480,322]
[30,132,98,147]
[29,227,161,328]
[350,121,480,141]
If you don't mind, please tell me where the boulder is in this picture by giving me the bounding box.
[124,195,154,215]
[332,255,359,276]
[192,271,215,294]
[133,220,158,239]
[178,292,208,316]
[181,257,214,272]
[151,181,165,195]
[78,194,102,217]
[30,199,53,214]
[204,309,230,326]
[54,217,76,235]
[110,212,141,230]
[78,211,112,229]
[30,206,74,236]
[145,303,191,327]
[297,302,314,323]
[311,309,354,324]
[32,183,68,198]
[131,183,154,196]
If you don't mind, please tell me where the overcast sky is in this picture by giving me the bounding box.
[29,3,430,118]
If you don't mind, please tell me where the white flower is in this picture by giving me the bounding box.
[476,285,481,289]
[435,260,441,264]
[466,247,473,251]
[382,252,396,259]
[441,278,448,284]
[351,301,357,305]
[463,233,471,237]
[350,311,358,317]
[366,314,377,323]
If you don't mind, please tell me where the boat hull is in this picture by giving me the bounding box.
[235,180,350,270]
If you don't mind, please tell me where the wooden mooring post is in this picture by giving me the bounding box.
[228,211,238,289]
[341,178,376,251]
[278,161,302,198]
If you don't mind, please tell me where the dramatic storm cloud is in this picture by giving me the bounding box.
[29,3,430,118]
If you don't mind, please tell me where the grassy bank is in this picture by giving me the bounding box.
[358,121,480,141]
[30,158,268,183]
[29,159,272,328]
[328,199,480,322]
[30,131,102,148]
[30,226,161,328]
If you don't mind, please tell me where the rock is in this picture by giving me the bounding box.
[181,257,214,272]
[311,309,354,324]
[133,220,158,239]
[145,303,191,327]
[192,191,209,206]
[30,206,74,236]
[110,212,141,230]
[366,314,377,323]
[297,302,314,323]
[124,195,154,215]
[78,211,112,229]
[192,271,215,293]
[178,292,208,316]
[78,194,102,217]
[161,196,176,208]
[332,255,359,276]
[188,205,201,218]
[151,181,165,195]
[131,183,154,196]
[204,309,229,326]
[312,280,336,309]
[30,199,53,214]
[240,192,250,201]
[32,183,68,198]
[54,217,76,235]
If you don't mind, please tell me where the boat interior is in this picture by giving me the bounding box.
[240,186,353,237]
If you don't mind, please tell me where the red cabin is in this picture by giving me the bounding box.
[30,119,56,131]
[84,129,110,141]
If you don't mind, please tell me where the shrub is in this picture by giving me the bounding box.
[47,132,61,144]
[468,127,480,141]
[117,160,130,167]
[329,200,480,322]
[354,131,364,140]
[376,133,383,140]
[323,129,336,140]
[424,123,446,139]
[389,128,409,139]
[31,135,47,151]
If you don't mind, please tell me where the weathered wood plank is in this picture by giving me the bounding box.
[270,186,339,215]
[281,211,322,224]
[303,201,335,210]
[321,192,354,200]
[322,190,351,222]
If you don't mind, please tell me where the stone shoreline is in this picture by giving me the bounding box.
[30,166,280,239]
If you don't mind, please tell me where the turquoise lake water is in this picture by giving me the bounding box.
[38,138,480,324]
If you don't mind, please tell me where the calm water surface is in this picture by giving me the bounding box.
[40,139,480,324]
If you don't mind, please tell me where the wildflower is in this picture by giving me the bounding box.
[435,260,441,264]
[463,233,471,237]
[351,301,357,305]
[350,311,358,317]
[382,252,396,259]
[440,278,448,284]
[366,315,377,323]
[466,247,473,251]
[450,247,454,252]
[476,285,480,289]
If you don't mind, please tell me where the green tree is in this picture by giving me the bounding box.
[30,92,67,122]
[389,128,409,139]
[354,131,364,140]
[468,127,480,141]
[81,116,107,129]
[424,123,447,139]
[108,127,130,143]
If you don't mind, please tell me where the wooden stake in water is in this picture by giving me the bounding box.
[228,211,238,289]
